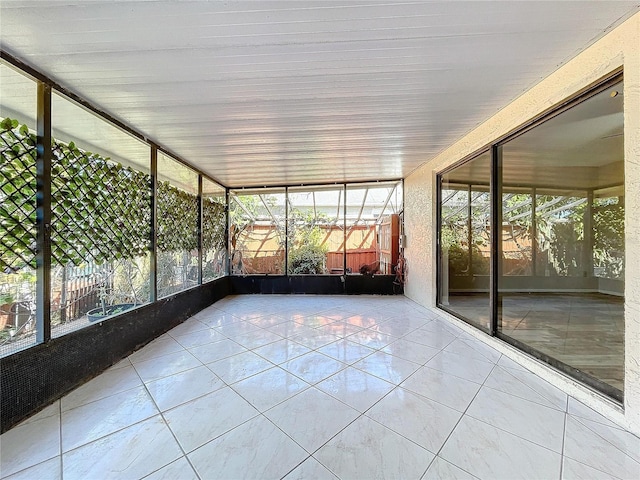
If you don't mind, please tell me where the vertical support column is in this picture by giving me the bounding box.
[36,82,52,344]
[284,186,289,275]
[197,175,203,285]
[343,184,348,278]
[150,146,158,302]
[531,188,537,276]
[490,144,502,336]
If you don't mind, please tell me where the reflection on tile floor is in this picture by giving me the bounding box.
[2,295,638,479]
[447,293,624,391]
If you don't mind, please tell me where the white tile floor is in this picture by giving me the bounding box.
[1,295,639,480]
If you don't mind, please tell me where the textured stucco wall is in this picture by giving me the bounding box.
[404,12,640,435]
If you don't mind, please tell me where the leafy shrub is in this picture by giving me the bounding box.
[446,244,489,276]
[288,244,326,274]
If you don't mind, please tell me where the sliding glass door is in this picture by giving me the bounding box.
[438,151,491,331]
[437,76,625,400]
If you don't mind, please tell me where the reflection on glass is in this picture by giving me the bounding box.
[157,154,198,298]
[202,179,227,282]
[535,193,587,277]
[0,64,38,355]
[593,189,624,280]
[50,92,151,337]
[230,189,286,274]
[287,186,344,274]
[499,81,624,393]
[438,151,491,330]
[345,182,402,275]
[502,191,533,276]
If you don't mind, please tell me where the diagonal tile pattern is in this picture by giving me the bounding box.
[1,295,638,479]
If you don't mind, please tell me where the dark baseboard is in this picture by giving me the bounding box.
[229,274,402,295]
[1,274,402,433]
[0,277,231,433]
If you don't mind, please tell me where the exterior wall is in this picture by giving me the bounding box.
[404,12,640,435]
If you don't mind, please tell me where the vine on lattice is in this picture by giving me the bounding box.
[1,118,226,272]
[0,119,37,272]
[51,141,151,266]
[156,181,198,252]
[202,196,226,252]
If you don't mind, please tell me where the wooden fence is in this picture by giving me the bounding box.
[326,249,378,274]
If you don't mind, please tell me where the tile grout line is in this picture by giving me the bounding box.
[73,355,201,478]
[70,333,225,480]
[303,334,449,479]
[428,361,503,479]
[559,453,626,480]
[57,412,168,470]
[60,372,147,415]
[58,399,63,480]
[131,356,205,389]
[463,405,566,457]
[214,368,322,479]
[138,363,209,480]
[495,363,567,411]
[271,313,435,478]
[14,296,627,480]
[559,395,569,480]
[569,415,640,466]
[480,374,566,413]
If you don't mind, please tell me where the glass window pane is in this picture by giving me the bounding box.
[157,154,199,298]
[202,178,227,282]
[345,182,402,275]
[287,186,345,275]
[499,81,624,394]
[230,189,286,275]
[1,63,38,355]
[50,92,151,337]
[502,190,533,276]
[593,187,624,280]
[438,151,491,330]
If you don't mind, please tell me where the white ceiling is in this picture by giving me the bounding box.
[1,1,638,188]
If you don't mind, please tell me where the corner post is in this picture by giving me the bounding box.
[36,82,52,344]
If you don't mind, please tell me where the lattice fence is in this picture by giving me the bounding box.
[51,141,151,266]
[0,119,37,272]
[1,117,227,272]
[202,197,226,252]
[156,181,198,253]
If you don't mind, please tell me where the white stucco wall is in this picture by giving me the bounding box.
[404,12,640,435]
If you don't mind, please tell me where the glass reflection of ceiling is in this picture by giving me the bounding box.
[442,151,491,187]
[158,153,198,194]
[503,82,623,190]
[505,82,624,168]
[443,83,624,191]
[52,91,150,172]
[202,177,225,198]
[0,63,36,127]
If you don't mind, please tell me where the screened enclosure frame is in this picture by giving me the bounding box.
[1,51,405,358]
[228,181,404,277]
[436,71,625,402]
[1,52,229,354]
